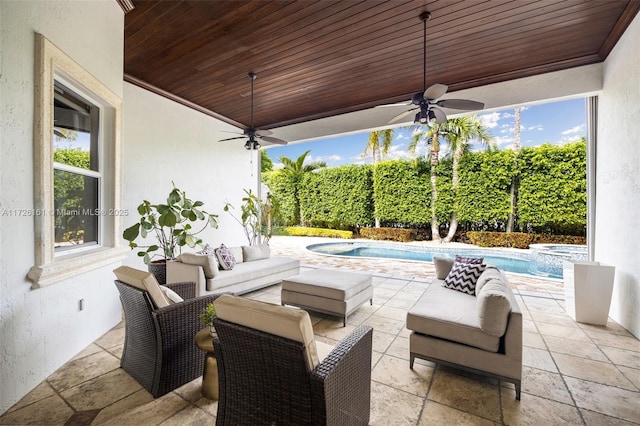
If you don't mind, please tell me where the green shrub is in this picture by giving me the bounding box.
[262,170,298,226]
[467,231,534,249]
[283,226,353,239]
[359,227,416,242]
[373,159,431,226]
[299,165,373,228]
[530,234,587,245]
[517,142,586,235]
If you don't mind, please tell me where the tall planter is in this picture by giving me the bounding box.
[147,261,167,285]
[563,260,615,325]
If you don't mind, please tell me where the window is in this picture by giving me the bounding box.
[29,34,127,288]
[53,81,100,252]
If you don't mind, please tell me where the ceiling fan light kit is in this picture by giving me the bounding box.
[218,72,288,150]
[388,11,485,126]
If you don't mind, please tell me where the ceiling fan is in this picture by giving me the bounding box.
[387,12,484,125]
[219,72,288,150]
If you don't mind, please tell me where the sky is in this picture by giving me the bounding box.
[265,98,587,168]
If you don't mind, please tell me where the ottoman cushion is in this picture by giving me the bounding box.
[282,269,372,301]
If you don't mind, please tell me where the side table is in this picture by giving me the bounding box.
[194,328,218,400]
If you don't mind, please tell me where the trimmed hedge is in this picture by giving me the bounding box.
[299,165,373,228]
[359,227,416,242]
[282,226,353,239]
[264,142,587,239]
[466,231,534,249]
[262,170,298,225]
[373,159,431,226]
[517,142,586,235]
[457,149,515,228]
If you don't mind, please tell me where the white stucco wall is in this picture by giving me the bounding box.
[596,13,640,338]
[122,82,260,265]
[0,1,124,413]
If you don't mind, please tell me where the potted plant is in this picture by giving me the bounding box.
[199,303,217,337]
[224,189,280,245]
[123,182,218,283]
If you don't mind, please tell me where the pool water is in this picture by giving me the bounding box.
[307,242,561,278]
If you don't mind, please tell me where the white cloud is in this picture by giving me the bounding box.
[526,124,544,131]
[561,124,585,135]
[306,154,342,164]
[479,112,501,129]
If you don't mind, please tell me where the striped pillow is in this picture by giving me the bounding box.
[442,260,487,295]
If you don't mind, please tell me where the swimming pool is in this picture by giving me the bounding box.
[307,242,586,278]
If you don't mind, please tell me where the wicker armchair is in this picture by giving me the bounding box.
[213,295,373,426]
[114,275,218,398]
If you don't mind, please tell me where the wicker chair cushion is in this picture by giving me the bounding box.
[215,294,320,368]
[113,266,170,308]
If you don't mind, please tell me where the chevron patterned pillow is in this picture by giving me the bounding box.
[442,260,487,295]
[215,243,236,270]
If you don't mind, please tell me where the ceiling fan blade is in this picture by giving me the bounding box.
[259,135,288,145]
[431,107,447,123]
[218,136,246,142]
[376,101,412,108]
[424,83,448,100]
[437,99,485,110]
[388,108,417,124]
[255,129,273,136]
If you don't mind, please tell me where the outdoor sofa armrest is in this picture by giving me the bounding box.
[310,325,373,426]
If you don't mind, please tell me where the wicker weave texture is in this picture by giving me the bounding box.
[214,317,372,426]
[115,280,218,398]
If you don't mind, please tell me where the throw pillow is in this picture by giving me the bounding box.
[215,243,236,270]
[242,244,271,262]
[433,256,455,280]
[159,285,184,304]
[442,261,487,295]
[455,254,484,265]
[178,252,219,279]
[199,243,216,256]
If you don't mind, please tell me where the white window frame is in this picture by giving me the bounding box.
[28,33,127,288]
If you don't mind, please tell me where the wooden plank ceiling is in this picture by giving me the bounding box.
[124,0,639,130]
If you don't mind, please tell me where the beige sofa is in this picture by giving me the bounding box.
[166,245,299,296]
[406,258,523,399]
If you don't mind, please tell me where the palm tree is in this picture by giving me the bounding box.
[442,116,492,242]
[506,107,522,232]
[410,117,491,242]
[409,123,445,241]
[364,129,394,227]
[279,149,326,225]
[364,129,394,164]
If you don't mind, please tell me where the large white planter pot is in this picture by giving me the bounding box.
[563,260,615,325]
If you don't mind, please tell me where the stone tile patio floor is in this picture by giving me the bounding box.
[2,236,639,425]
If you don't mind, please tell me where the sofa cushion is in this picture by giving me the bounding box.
[178,253,219,279]
[242,244,271,262]
[207,257,300,291]
[214,294,319,369]
[407,284,501,352]
[215,244,236,270]
[229,246,244,264]
[443,261,486,295]
[475,265,503,296]
[477,279,512,337]
[433,256,455,280]
[113,266,170,308]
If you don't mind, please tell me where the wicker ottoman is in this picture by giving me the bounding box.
[281,269,373,326]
